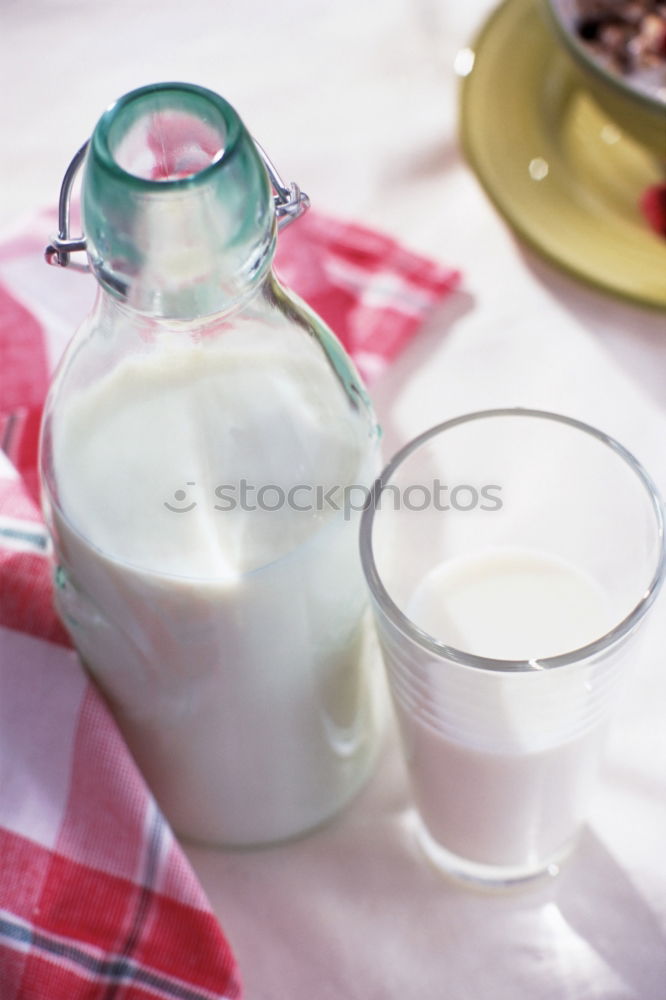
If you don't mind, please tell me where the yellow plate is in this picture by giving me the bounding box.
[459,0,666,309]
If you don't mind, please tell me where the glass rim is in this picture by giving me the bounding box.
[359,407,666,673]
[91,81,242,191]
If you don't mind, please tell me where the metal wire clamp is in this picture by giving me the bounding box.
[45,136,310,270]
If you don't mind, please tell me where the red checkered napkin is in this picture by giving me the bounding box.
[0,207,460,999]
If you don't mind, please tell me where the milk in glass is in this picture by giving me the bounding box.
[393,549,615,873]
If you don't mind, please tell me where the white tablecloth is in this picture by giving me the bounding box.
[3,2,665,997]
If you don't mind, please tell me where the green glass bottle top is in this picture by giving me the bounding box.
[55,82,273,318]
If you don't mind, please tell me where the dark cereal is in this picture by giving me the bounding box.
[575,0,666,84]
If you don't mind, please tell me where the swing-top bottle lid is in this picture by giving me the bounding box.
[45,82,309,318]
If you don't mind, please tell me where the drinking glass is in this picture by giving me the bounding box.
[360,409,665,886]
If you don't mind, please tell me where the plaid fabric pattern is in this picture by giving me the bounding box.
[0,206,459,998]
[0,630,241,1000]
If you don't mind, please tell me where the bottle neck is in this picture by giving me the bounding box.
[82,83,276,319]
[91,267,284,338]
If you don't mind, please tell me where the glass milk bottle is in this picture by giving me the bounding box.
[40,82,382,846]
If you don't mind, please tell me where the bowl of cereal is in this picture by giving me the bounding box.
[542,0,666,154]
